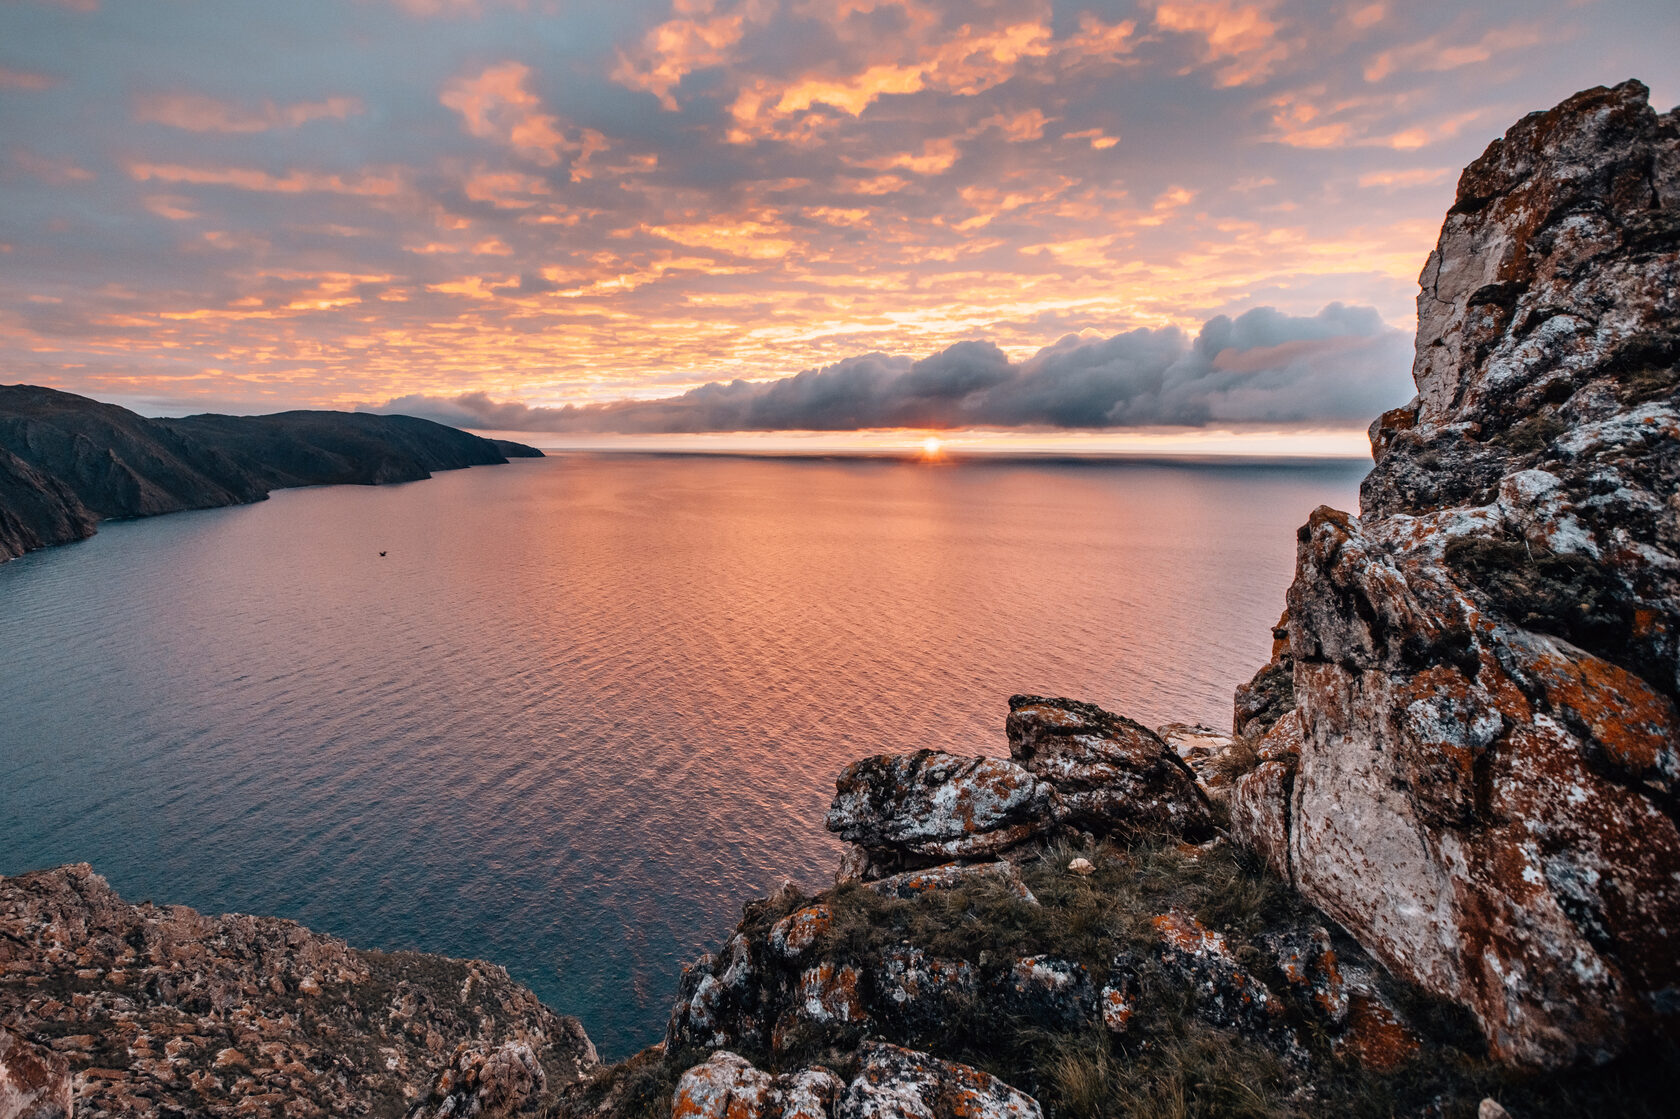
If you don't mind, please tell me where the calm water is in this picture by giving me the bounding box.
[0,452,1363,1057]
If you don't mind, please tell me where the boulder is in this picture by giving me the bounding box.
[826,751,1057,876]
[0,1028,72,1119]
[769,905,833,960]
[1005,696,1216,840]
[1157,722,1237,798]
[1260,925,1347,1026]
[870,946,978,1039]
[865,861,1038,905]
[1226,710,1303,882]
[1261,80,1680,1067]
[670,1052,842,1119]
[666,933,763,1050]
[834,1042,1041,1119]
[991,956,1097,1031]
[1150,911,1288,1042]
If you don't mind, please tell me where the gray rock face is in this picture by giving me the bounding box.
[1234,80,1680,1068]
[825,750,1058,876]
[1006,695,1215,840]
[0,864,597,1118]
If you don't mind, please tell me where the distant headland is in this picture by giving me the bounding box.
[0,384,541,563]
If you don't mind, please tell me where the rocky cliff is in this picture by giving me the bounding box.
[1226,79,1680,1070]
[0,385,543,562]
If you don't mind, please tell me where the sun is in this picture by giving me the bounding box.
[920,436,943,458]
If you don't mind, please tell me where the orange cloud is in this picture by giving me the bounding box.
[1153,0,1286,87]
[133,93,364,132]
[1364,24,1543,83]
[613,0,759,110]
[0,66,58,90]
[441,62,572,166]
[127,162,405,197]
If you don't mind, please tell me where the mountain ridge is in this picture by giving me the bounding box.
[0,384,542,562]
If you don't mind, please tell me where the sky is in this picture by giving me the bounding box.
[1,0,1675,450]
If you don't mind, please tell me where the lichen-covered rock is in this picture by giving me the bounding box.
[1151,911,1288,1042]
[669,1051,842,1119]
[409,1041,546,1118]
[0,864,597,1119]
[1332,982,1423,1072]
[1260,925,1347,1027]
[769,905,833,960]
[1227,710,1304,883]
[1157,722,1237,798]
[1005,696,1215,840]
[992,956,1097,1031]
[834,1042,1041,1119]
[0,1027,72,1119]
[667,934,763,1050]
[870,946,977,1040]
[1263,80,1680,1067]
[826,750,1057,876]
[865,861,1037,905]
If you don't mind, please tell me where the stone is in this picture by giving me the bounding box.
[870,946,978,1039]
[1066,857,1094,877]
[769,905,833,959]
[1479,1100,1513,1119]
[1005,695,1216,840]
[0,1027,72,1119]
[826,750,1058,875]
[1261,80,1680,1068]
[1226,710,1303,883]
[1151,911,1287,1041]
[1156,722,1237,797]
[1098,967,1136,1034]
[666,934,762,1050]
[866,861,1038,905]
[992,956,1097,1031]
[671,1052,774,1119]
[1331,984,1423,1072]
[669,1052,843,1119]
[0,864,597,1119]
[1259,925,1347,1026]
[411,1041,546,1119]
[834,1042,1041,1119]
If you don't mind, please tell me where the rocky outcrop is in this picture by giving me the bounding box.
[0,384,542,562]
[0,1028,72,1119]
[1230,80,1680,1068]
[667,1045,1039,1119]
[1006,696,1216,840]
[0,864,597,1118]
[825,751,1058,879]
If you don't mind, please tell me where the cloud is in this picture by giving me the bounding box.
[133,93,364,133]
[442,61,571,166]
[365,303,1413,433]
[0,65,58,90]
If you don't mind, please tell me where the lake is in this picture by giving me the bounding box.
[0,451,1365,1058]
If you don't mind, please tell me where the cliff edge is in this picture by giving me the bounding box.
[1227,78,1680,1069]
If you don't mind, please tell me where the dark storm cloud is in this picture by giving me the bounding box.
[367,303,1413,432]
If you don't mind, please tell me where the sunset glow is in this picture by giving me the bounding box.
[1,1,1674,446]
